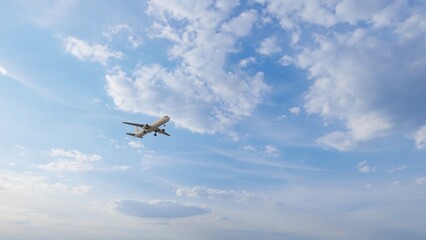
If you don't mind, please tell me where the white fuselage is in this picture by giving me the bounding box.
[135,116,170,138]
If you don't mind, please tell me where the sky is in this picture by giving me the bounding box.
[0,0,426,239]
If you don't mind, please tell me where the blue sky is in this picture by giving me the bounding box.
[1,0,426,239]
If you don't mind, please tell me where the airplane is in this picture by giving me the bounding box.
[123,116,171,138]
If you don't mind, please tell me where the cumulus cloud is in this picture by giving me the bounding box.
[239,57,256,67]
[106,3,270,135]
[64,37,123,65]
[259,0,337,29]
[259,0,426,150]
[411,126,426,150]
[114,199,210,218]
[0,66,7,75]
[257,36,281,55]
[40,149,101,172]
[279,55,293,66]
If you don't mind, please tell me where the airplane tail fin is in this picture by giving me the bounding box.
[127,133,142,138]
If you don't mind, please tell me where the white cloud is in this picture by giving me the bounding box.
[0,171,86,195]
[176,186,255,203]
[371,0,409,28]
[103,24,142,49]
[335,0,388,24]
[260,1,426,150]
[128,141,144,149]
[239,57,256,67]
[40,161,94,172]
[64,37,123,65]
[317,131,354,151]
[40,149,101,172]
[113,165,130,171]
[0,66,7,75]
[279,55,293,66]
[222,10,258,37]
[0,172,57,192]
[92,97,102,104]
[289,107,300,116]
[261,0,337,29]
[415,177,426,185]
[257,36,281,55]
[356,161,376,174]
[49,149,101,162]
[264,144,279,156]
[102,24,131,39]
[395,14,426,41]
[276,114,287,120]
[241,144,279,156]
[106,3,270,135]
[114,199,210,218]
[387,165,407,173]
[411,125,426,150]
[127,35,142,48]
[242,145,257,151]
[72,185,91,195]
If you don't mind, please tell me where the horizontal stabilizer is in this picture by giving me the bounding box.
[126,133,136,136]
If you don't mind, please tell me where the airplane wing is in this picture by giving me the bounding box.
[122,122,150,129]
[157,129,171,136]
[160,131,171,136]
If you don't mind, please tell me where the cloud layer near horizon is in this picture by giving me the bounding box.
[114,199,210,218]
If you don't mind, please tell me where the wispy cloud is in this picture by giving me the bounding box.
[64,37,123,65]
[176,186,255,203]
[356,161,376,174]
[103,24,142,49]
[40,149,101,172]
[387,165,407,173]
[242,144,279,156]
[72,185,92,195]
[114,199,210,218]
[0,171,90,195]
[317,131,354,151]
